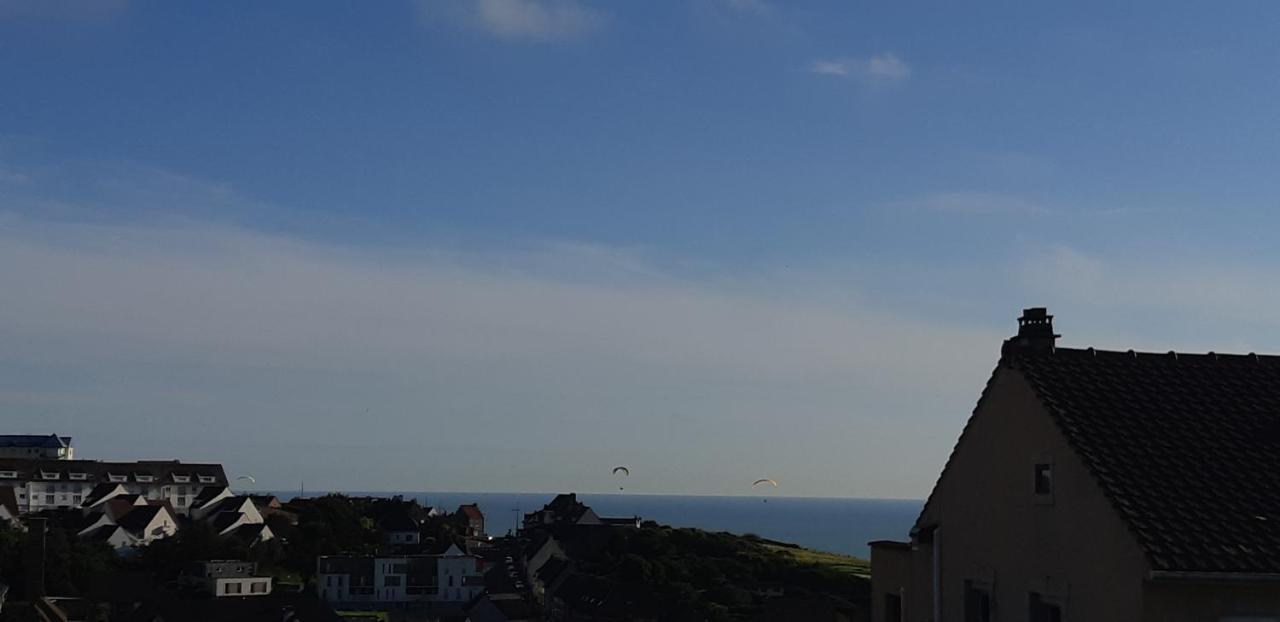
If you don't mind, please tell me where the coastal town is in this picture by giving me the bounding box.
[0,436,870,621]
[3,309,1280,620]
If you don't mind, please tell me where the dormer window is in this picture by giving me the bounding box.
[198,475,216,484]
[1034,463,1053,495]
[41,471,60,480]
[69,472,88,481]
[135,474,155,483]
[108,473,128,483]
[172,474,191,483]
[0,471,15,479]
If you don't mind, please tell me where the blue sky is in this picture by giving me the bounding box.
[3,0,1280,497]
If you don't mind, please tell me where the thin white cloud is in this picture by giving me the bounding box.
[809,53,911,81]
[418,0,605,42]
[890,192,1050,216]
[0,213,999,497]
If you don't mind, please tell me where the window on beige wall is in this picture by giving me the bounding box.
[1029,592,1062,622]
[964,581,992,622]
[1034,463,1053,495]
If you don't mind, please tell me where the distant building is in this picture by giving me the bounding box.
[183,560,273,597]
[380,509,421,546]
[522,494,600,529]
[0,458,227,515]
[189,487,275,544]
[316,545,485,605]
[0,434,73,460]
[77,500,179,552]
[870,309,1280,622]
[458,503,486,538]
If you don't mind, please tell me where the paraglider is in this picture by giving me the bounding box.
[752,478,777,503]
[613,466,630,490]
[236,475,256,490]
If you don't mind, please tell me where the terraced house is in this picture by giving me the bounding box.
[871,309,1280,622]
[0,458,227,514]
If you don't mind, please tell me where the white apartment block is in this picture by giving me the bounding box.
[0,458,227,515]
[317,545,485,606]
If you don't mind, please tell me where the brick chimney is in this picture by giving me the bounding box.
[1001,307,1059,356]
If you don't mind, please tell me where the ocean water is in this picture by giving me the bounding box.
[274,491,921,559]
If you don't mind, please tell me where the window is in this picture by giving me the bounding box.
[0,471,15,478]
[108,474,127,483]
[72,494,81,503]
[1034,463,1053,495]
[198,475,216,483]
[884,593,902,622]
[964,581,992,622]
[251,581,268,593]
[1029,592,1062,622]
[384,575,402,587]
[69,472,87,480]
[225,581,242,595]
[41,472,60,480]
[45,494,54,504]
[135,474,154,482]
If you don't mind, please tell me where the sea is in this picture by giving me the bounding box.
[272,491,921,559]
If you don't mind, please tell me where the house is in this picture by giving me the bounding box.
[182,560,273,597]
[380,508,421,545]
[191,492,275,544]
[522,493,601,529]
[459,503,486,538]
[0,458,227,515]
[870,308,1280,622]
[0,434,73,460]
[77,502,178,552]
[316,545,485,606]
[0,487,20,528]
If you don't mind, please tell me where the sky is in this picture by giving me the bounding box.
[4,1,1280,498]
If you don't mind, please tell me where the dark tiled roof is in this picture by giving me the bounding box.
[116,505,164,536]
[1013,346,1280,573]
[83,483,124,507]
[0,434,69,449]
[380,509,419,532]
[0,458,226,486]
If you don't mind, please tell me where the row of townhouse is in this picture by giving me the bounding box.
[316,545,485,606]
[73,483,275,552]
[0,457,227,514]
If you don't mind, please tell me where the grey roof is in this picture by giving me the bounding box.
[0,458,226,487]
[0,434,70,449]
[116,506,164,536]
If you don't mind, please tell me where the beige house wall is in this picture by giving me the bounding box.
[913,367,1150,622]
[1143,580,1280,621]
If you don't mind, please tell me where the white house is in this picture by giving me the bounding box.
[316,545,485,606]
[184,560,273,598]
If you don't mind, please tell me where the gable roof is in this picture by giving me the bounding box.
[380,509,419,532]
[1012,346,1280,574]
[919,309,1280,575]
[458,503,484,520]
[116,505,165,536]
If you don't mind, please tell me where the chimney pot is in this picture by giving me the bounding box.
[1002,307,1060,355]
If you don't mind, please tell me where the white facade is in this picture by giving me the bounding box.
[317,547,485,606]
[0,460,227,515]
[212,576,272,597]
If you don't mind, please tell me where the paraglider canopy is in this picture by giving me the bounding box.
[612,466,630,476]
[237,475,256,484]
[752,478,778,488]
